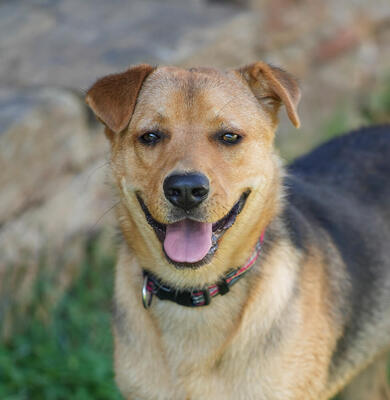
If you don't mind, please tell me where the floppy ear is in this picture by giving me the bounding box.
[85,64,155,134]
[237,61,301,128]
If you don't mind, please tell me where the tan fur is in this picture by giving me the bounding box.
[86,62,389,399]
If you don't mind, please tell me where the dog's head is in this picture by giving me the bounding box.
[86,63,300,285]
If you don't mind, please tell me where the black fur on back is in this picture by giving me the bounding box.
[282,125,390,373]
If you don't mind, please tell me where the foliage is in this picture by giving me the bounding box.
[0,240,122,400]
[360,76,390,125]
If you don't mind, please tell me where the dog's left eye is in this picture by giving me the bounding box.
[219,132,242,144]
[140,132,162,145]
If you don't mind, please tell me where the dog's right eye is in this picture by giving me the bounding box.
[139,132,162,145]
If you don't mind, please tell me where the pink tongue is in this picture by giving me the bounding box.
[164,220,212,263]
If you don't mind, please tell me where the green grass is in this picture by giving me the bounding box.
[360,76,390,125]
[0,240,122,400]
[323,74,390,139]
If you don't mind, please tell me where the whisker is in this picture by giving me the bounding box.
[84,160,110,186]
[92,200,120,228]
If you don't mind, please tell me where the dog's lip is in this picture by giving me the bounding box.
[136,191,250,237]
[137,195,166,236]
[136,191,250,268]
[211,191,249,233]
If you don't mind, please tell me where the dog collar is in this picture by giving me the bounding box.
[142,232,265,308]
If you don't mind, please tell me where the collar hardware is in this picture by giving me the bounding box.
[142,275,153,308]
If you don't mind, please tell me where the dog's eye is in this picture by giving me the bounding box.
[140,132,162,145]
[220,133,241,145]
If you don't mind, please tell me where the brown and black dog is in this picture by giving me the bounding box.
[86,62,390,400]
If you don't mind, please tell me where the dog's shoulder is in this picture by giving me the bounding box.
[280,125,390,379]
[288,124,390,201]
[284,124,390,250]
[283,124,390,287]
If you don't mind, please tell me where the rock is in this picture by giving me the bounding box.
[0,156,115,296]
[0,0,241,90]
[0,88,106,222]
[0,88,115,336]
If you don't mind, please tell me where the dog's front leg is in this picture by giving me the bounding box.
[113,314,186,400]
[113,255,186,400]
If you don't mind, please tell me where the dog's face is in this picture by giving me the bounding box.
[86,63,300,283]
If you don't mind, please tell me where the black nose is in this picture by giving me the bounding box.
[163,173,209,210]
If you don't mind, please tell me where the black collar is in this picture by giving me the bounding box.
[142,234,264,308]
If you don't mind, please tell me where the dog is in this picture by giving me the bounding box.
[86,62,390,400]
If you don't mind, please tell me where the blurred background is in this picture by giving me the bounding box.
[0,0,389,398]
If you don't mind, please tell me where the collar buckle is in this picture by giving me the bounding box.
[142,275,153,309]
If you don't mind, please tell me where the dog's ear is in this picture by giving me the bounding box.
[237,62,301,128]
[85,64,155,134]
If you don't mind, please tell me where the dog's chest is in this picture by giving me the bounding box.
[152,293,243,368]
[150,293,284,400]
[150,304,288,400]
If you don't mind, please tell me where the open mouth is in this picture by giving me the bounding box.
[137,191,250,269]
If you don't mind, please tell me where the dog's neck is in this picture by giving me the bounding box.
[141,232,265,308]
